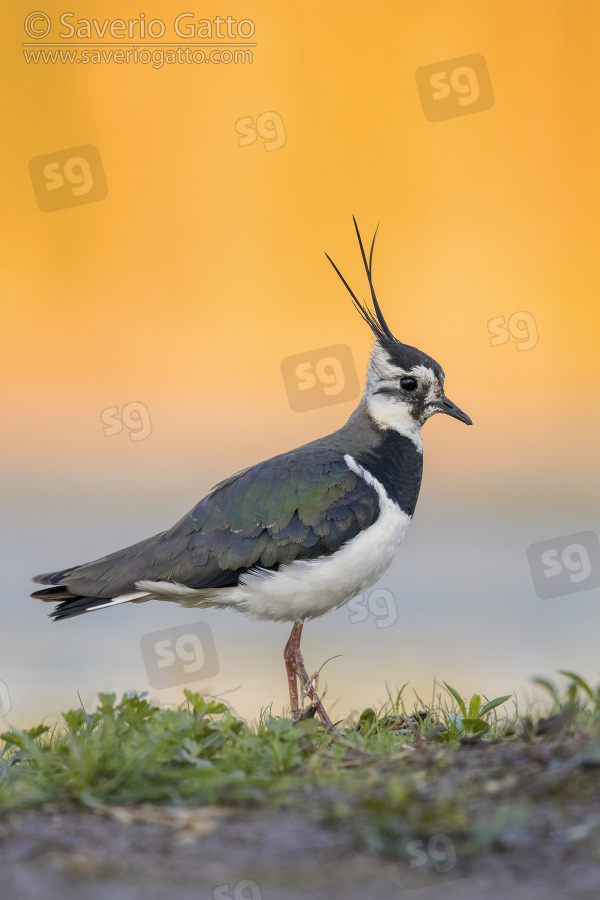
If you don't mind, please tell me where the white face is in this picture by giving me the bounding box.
[365,343,446,444]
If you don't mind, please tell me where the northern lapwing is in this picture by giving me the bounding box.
[31,220,472,725]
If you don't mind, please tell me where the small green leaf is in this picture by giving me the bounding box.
[532,677,559,703]
[0,731,26,749]
[25,724,50,740]
[480,695,512,716]
[461,718,489,734]
[98,692,117,710]
[468,695,482,719]
[358,708,377,732]
[558,671,595,703]
[63,710,85,735]
[443,683,467,718]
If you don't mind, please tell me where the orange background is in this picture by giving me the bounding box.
[1,1,599,727]
[4,0,600,476]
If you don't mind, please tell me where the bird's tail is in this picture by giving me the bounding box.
[31,576,151,621]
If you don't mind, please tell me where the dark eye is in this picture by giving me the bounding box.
[400,377,418,391]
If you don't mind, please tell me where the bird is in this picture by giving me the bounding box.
[31,220,472,726]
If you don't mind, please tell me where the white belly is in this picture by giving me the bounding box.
[137,455,412,623]
[232,483,411,622]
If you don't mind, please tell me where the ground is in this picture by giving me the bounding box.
[2,801,600,900]
[2,682,600,899]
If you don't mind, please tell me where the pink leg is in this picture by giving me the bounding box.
[284,622,302,718]
[283,621,333,726]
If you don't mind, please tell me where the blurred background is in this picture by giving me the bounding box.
[1,0,599,728]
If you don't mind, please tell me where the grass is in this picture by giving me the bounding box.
[2,672,600,857]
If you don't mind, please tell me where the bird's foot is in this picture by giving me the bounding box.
[294,699,320,721]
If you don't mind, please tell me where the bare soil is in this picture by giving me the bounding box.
[2,802,600,900]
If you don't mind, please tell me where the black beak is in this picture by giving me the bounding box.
[436,396,472,426]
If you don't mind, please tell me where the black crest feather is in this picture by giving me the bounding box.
[325,217,397,344]
[326,219,445,378]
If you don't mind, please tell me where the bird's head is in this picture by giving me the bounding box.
[326,219,472,443]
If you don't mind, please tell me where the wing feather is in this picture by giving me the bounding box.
[32,449,380,601]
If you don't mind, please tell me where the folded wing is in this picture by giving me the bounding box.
[32,449,380,605]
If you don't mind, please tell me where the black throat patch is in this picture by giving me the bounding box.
[353,431,423,516]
